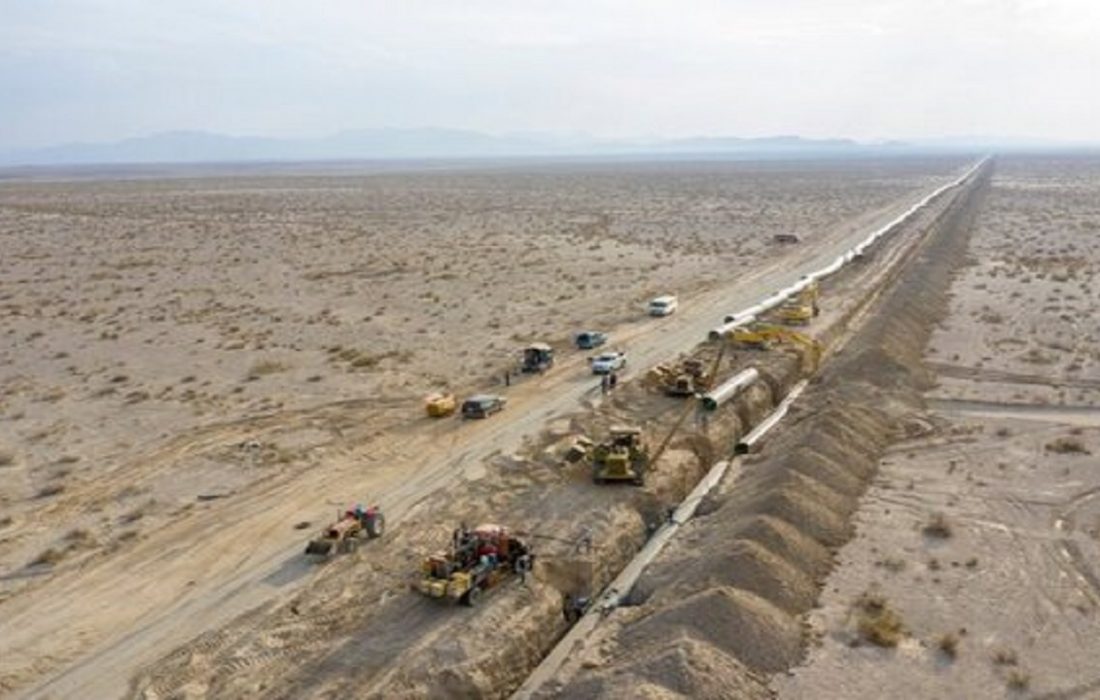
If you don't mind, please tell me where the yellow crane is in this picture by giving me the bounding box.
[728,321,822,373]
[774,280,820,326]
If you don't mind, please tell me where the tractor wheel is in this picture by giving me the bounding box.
[463,585,483,607]
[366,513,385,539]
[343,537,360,554]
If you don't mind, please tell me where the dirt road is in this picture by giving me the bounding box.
[2,168,974,700]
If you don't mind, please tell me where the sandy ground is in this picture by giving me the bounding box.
[777,155,1100,699]
[120,161,974,700]
[0,157,969,697]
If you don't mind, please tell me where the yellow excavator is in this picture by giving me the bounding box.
[774,280,820,326]
[729,321,822,373]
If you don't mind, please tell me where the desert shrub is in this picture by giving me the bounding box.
[28,547,65,567]
[249,359,288,377]
[937,632,959,659]
[923,513,953,539]
[993,648,1018,666]
[36,483,65,499]
[1045,437,1090,454]
[0,450,14,467]
[350,354,379,368]
[855,592,905,647]
[1007,670,1030,690]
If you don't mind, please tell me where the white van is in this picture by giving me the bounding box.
[647,295,678,317]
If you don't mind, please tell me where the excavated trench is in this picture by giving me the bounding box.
[128,164,989,700]
[536,166,993,698]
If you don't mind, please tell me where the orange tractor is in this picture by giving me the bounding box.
[305,504,385,557]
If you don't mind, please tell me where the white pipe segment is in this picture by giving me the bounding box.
[708,158,987,341]
[701,368,759,411]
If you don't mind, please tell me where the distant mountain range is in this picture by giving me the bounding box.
[0,128,1079,167]
[0,129,903,167]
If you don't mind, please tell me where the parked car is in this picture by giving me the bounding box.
[590,351,627,374]
[575,331,608,350]
[461,394,507,419]
[647,295,678,316]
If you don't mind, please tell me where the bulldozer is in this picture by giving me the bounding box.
[774,280,820,326]
[591,426,648,486]
[728,322,822,373]
[305,504,385,557]
[415,524,533,606]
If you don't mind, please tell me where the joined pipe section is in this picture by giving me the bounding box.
[708,157,988,341]
[700,368,759,411]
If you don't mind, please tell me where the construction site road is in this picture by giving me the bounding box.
[4,165,976,700]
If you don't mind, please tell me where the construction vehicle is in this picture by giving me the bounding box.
[774,281,820,326]
[728,322,822,373]
[591,426,649,485]
[416,524,534,606]
[521,343,554,373]
[424,392,456,417]
[305,504,385,557]
[649,357,711,397]
[664,358,711,397]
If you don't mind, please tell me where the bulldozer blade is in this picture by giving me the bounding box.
[305,540,333,556]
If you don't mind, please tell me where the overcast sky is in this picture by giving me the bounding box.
[2,0,1098,150]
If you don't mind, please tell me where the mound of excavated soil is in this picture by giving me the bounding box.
[732,514,834,580]
[564,637,771,700]
[621,587,803,673]
[635,537,818,613]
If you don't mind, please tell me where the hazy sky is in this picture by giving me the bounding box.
[2,0,1098,149]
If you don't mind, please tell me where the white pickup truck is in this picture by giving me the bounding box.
[590,351,627,374]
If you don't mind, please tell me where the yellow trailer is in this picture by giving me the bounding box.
[424,392,457,417]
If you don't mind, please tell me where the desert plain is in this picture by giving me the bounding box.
[0,154,1097,699]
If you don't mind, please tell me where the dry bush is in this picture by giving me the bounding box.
[248,359,289,377]
[923,513,953,539]
[854,592,905,647]
[350,354,379,369]
[36,483,65,499]
[28,547,66,567]
[1045,437,1090,455]
[1007,670,1030,690]
[0,449,14,467]
[993,648,1018,666]
[937,632,959,659]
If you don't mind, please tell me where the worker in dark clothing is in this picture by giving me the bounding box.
[609,372,618,390]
